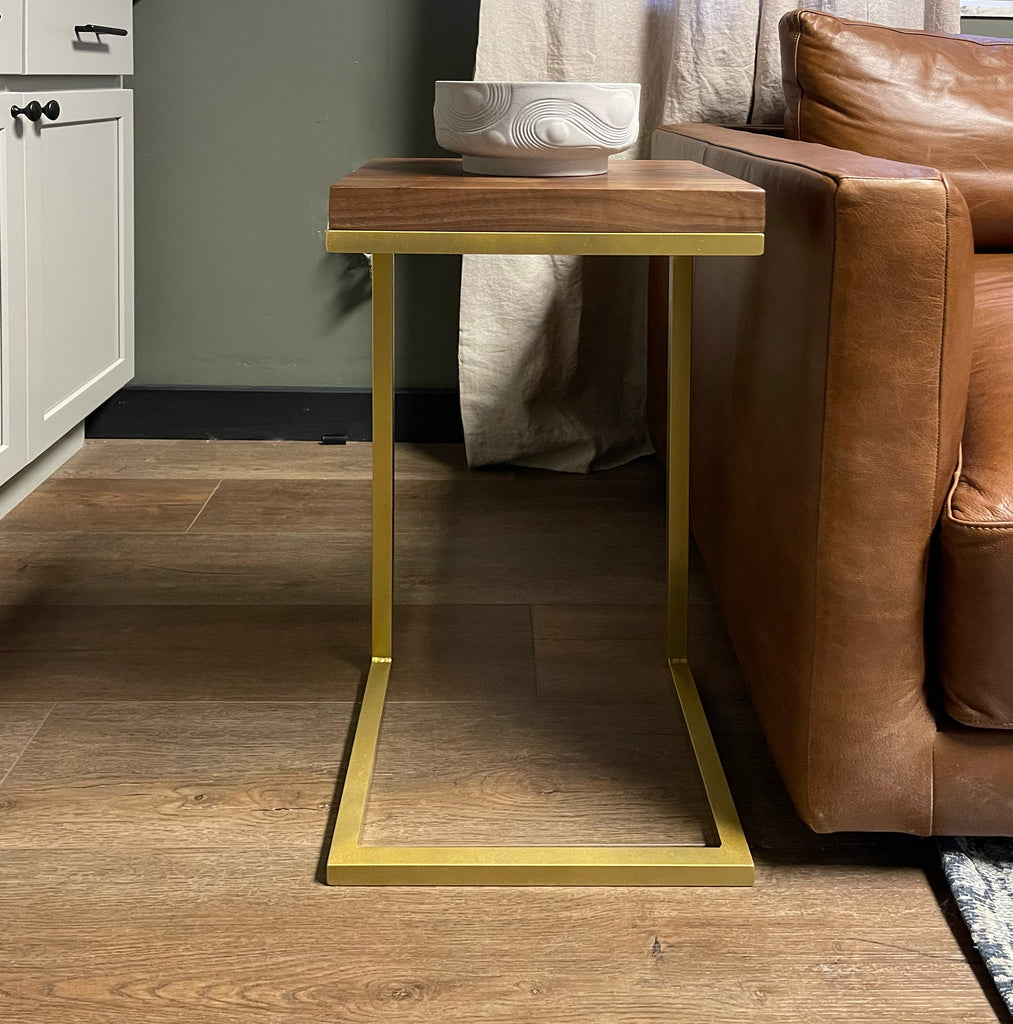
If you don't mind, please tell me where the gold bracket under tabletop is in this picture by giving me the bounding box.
[326,229,764,257]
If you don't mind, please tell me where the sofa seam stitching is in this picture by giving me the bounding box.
[944,688,1013,728]
[792,20,803,138]
[801,8,1013,47]
[944,522,1013,532]
[944,451,1013,527]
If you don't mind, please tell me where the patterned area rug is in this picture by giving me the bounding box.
[939,837,1013,1014]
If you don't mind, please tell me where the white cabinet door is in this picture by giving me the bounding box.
[23,89,133,460]
[0,97,27,483]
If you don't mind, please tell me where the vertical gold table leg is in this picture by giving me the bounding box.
[327,253,395,877]
[667,256,692,664]
[665,255,753,881]
[370,253,395,661]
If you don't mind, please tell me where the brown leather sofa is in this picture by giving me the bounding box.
[651,10,1013,835]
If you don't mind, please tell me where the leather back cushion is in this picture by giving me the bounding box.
[780,10,1013,249]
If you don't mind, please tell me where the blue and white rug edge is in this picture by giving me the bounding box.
[939,836,1013,1015]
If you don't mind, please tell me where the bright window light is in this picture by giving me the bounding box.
[961,1,1013,14]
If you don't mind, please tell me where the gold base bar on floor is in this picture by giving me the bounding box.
[326,658,754,887]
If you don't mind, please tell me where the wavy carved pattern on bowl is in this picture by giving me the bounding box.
[434,82,641,177]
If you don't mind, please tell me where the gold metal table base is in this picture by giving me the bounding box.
[324,236,759,886]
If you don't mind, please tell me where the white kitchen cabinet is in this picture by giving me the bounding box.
[0,109,26,484]
[0,4,133,514]
[1,0,133,75]
[23,88,133,460]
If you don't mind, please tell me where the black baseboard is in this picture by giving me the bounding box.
[85,386,464,443]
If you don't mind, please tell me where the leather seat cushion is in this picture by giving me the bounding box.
[939,254,1013,728]
[780,10,1013,249]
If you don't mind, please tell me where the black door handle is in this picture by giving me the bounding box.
[11,101,42,122]
[42,100,60,122]
[75,24,129,37]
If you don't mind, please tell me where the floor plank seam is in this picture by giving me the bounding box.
[185,479,224,533]
[0,703,55,788]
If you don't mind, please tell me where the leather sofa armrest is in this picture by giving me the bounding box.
[652,123,975,833]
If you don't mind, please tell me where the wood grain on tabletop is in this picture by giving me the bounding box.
[329,158,766,234]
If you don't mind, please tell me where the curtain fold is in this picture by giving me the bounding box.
[459,0,961,471]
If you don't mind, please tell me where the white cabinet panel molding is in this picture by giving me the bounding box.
[0,101,27,480]
[23,89,134,459]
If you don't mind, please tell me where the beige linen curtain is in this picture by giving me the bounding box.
[459,0,960,472]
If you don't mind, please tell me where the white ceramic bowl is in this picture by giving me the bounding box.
[434,81,641,177]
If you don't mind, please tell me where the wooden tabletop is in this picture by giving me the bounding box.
[329,159,764,235]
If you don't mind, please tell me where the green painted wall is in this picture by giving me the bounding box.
[961,17,1013,37]
[128,0,479,388]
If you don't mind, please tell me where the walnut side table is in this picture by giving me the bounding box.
[325,158,764,886]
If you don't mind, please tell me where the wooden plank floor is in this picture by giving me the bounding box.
[0,439,1006,1024]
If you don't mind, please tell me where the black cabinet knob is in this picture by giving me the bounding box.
[10,100,60,123]
[11,101,43,122]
